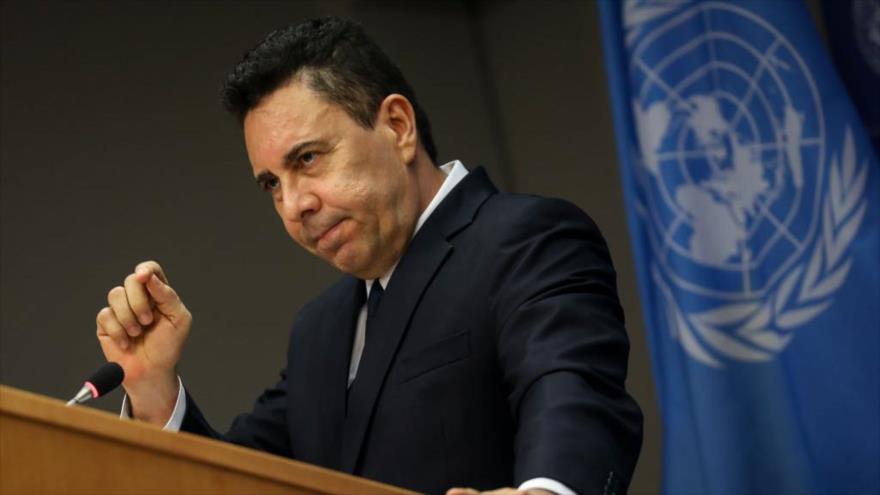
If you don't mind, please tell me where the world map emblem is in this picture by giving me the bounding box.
[626,2,870,367]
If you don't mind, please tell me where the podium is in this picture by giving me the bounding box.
[0,385,415,494]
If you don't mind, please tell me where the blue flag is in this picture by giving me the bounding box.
[598,1,880,493]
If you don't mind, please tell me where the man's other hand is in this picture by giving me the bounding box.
[446,488,555,495]
[95,260,191,425]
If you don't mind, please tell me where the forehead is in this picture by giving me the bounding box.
[242,80,352,163]
[245,80,329,137]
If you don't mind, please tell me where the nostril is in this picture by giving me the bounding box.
[296,193,320,219]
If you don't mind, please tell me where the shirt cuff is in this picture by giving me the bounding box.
[119,376,187,431]
[518,477,577,495]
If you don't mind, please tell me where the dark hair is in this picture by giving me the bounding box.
[222,17,438,163]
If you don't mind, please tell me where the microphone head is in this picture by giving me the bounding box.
[84,362,125,398]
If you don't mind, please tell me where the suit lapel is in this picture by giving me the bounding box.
[315,275,363,468]
[339,167,498,473]
[340,228,451,472]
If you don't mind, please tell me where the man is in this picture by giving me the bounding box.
[95,17,642,495]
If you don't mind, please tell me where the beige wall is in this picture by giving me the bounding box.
[0,1,660,492]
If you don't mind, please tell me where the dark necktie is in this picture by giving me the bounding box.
[347,281,383,406]
[367,280,384,321]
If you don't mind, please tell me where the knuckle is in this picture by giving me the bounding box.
[107,304,133,326]
[117,312,135,326]
[107,286,125,301]
[96,307,112,324]
[130,296,147,310]
[124,273,138,286]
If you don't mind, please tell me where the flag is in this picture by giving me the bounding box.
[598,1,880,493]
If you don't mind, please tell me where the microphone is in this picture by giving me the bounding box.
[66,362,125,406]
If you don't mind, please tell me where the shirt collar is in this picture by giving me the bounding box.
[365,160,469,296]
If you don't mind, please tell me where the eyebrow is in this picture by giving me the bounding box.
[283,139,323,167]
[255,170,275,184]
[253,139,324,183]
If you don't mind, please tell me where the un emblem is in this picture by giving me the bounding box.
[626,2,870,366]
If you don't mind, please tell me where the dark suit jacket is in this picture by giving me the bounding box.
[181,168,643,494]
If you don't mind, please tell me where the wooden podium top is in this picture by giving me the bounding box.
[0,385,416,494]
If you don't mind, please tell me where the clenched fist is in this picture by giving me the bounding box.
[96,261,191,425]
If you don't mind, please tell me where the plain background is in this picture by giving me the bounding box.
[0,1,829,492]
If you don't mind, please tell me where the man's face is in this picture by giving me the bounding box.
[243,79,420,279]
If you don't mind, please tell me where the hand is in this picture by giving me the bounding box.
[96,260,192,424]
[446,488,555,495]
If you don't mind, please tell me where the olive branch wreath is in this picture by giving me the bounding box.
[657,128,869,367]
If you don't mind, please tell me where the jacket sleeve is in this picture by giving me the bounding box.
[489,197,643,495]
[180,370,291,458]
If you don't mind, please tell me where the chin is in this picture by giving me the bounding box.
[329,247,369,277]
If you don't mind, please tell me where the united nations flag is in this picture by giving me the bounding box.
[599,1,879,493]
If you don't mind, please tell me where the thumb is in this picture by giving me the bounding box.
[145,274,186,317]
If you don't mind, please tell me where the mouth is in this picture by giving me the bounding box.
[314,219,346,250]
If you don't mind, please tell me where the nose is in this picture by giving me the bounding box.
[280,181,320,222]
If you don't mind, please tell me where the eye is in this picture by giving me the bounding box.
[258,176,280,192]
[300,151,317,166]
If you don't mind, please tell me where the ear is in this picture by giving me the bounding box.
[378,94,418,165]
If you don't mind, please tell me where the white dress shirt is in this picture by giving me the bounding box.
[122,160,575,495]
[349,159,469,386]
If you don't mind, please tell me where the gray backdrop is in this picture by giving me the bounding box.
[9,0,833,492]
